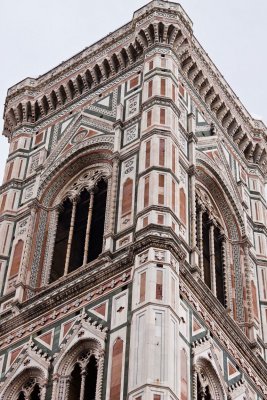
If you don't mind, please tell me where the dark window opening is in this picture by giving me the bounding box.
[197,375,212,400]
[50,198,72,283]
[214,227,226,307]
[84,356,98,400]
[196,198,227,308]
[69,363,82,400]
[68,189,90,273]
[49,178,107,283]
[18,392,25,400]
[203,212,211,289]
[88,179,107,263]
[30,384,41,400]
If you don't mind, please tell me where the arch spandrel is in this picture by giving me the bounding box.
[37,111,114,199]
[53,316,106,376]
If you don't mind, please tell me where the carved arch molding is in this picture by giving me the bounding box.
[195,357,226,400]
[28,148,113,291]
[196,156,245,323]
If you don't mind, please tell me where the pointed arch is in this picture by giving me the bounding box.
[195,357,226,400]
[196,151,245,319]
[1,367,46,400]
[52,334,105,400]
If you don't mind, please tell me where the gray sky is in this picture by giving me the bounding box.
[0,0,266,183]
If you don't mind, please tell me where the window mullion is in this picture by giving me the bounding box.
[64,198,78,276]
[220,231,228,308]
[198,206,204,280]
[79,369,87,400]
[83,191,95,265]
[209,220,217,297]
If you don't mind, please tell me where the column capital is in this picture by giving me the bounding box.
[70,195,79,204]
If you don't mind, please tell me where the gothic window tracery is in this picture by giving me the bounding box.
[68,353,98,400]
[17,379,41,400]
[193,359,225,400]
[197,374,212,400]
[2,369,46,400]
[53,338,104,400]
[196,187,227,307]
[49,174,107,283]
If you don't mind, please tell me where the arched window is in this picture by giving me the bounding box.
[1,368,46,400]
[17,380,41,400]
[196,189,227,307]
[53,338,104,400]
[197,374,212,400]
[50,178,107,283]
[68,354,98,400]
[194,358,226,400]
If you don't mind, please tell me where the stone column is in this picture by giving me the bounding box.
[209,219,217,296]
[198,205,204,280]
[104,156,119,251]
[64,198,77,276]
[83,191,94,265]
[220,231,229,308]
[79,369,87,400]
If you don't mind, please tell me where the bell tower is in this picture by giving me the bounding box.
[0,2,267,399]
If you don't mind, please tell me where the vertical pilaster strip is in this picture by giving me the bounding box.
[109,156,120,235]
[43,206,61,285]
[65,377,71,400]
[209,222,217,296]
[192,366,198,400]
[40,384,47,400]
[95,352,105,400]
[243,239,253,322]
[16,203,38,301]
[188,127,197,268]
[64,199,77,276]
[51,376,58,400]
[83,191,94,265]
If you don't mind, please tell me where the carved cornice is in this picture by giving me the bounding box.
[3,1,266,175]
[0,233,185,338]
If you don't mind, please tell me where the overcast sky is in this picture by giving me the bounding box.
[0,0,266,183]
